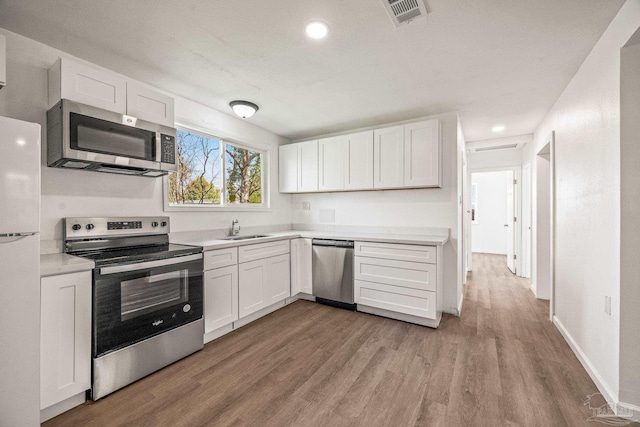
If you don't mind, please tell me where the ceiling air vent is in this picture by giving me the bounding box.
[382,0,429,27]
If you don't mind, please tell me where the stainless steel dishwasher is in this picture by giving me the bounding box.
[312,239,356,310]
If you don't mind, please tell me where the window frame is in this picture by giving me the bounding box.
[163,125,271,212]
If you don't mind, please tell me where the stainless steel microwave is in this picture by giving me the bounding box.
[47,99,177,177]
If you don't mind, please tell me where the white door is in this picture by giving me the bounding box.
[126,81,175,127]
[291,238,312,295]
[318,136,346,191]
[238,259,267,318]
[506,171,516,273]
[404,120,440,187]
[298,140,319,192]
[373,125,404,189]
[204,265,239,333]
[266,254,291,303]
[522,163,532,278]
[345,131,374,190]
[278,144,298,193]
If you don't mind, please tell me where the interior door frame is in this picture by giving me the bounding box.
[521,161,532,278]
[467,165,523,276]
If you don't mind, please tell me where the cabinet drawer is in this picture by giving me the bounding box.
[355,256,436,291]
[355,241,436,264]
[355,280,436,320]
[204,247,238,271]
[238,240,290,263]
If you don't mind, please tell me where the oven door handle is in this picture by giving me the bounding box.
[99,254,202,275]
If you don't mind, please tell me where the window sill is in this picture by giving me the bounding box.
[163,204,273,213]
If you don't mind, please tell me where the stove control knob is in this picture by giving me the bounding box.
[151,221,159,228]
[72,224,81,231]
[161,221,168,227]
[183,304,191,313]
[86,224,95,230]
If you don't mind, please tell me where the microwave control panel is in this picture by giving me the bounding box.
[160,134,176,165]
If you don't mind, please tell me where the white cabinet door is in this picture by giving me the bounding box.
[345,131,374,190]
[40,271,92,410]
[266,254,291,304]
[204,265,239,333]
[373,125,404,189]
[404,120,440,187]
[318,136,346,191]
[298,140,319,192]
[0,33,6,87]
[126,81,175,127]
[238,259,267,318]
[291,238,312,295]
[279,144,298,193]
[56,58,127,113]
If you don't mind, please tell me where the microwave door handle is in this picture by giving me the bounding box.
[99,254,202,275]
[155,132,162,162]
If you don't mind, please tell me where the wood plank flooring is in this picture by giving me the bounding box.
[45,254,605,426]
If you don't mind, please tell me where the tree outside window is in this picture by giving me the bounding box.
[168,129,265,208]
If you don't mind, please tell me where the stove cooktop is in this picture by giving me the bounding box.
[72,243,202,268]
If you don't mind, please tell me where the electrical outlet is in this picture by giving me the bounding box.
[302,201,310,211]
[604,296,612,316]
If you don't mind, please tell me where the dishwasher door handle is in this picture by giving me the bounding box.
[311,239,354,248]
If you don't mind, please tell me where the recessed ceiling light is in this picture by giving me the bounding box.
[492,125,506,133]
[305,21,328,39]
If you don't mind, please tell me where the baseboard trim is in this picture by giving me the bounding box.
[41,392,86,422]
[442,294,464,317]
[552,316,617,405]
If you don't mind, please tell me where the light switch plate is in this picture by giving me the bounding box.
[302,201,310,211]
[604,296,611,316]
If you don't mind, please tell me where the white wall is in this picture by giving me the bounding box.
[0,28,293,252]
[522,0,640,408]
[292,111,463,313]
[467,147,522,170]
[471,171,509,255]
[619,32,640,411]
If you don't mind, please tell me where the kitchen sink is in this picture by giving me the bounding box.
[222,234,270,241]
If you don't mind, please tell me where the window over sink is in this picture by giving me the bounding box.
[164,128,269,210]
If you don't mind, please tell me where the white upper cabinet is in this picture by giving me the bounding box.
[126,81,175,127]
[278,140,318,193]
[278,144,298,193]
[373,125,405,189]
[49,58,127,113]
[48,57,175,126]
[345,131,374,190]
[319,136,346,191]
[0,34,6,88]
[404,119,440,187]
[278,119,441,193]
[298,140,319,192]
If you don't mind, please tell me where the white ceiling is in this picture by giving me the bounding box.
[0,0,624,141]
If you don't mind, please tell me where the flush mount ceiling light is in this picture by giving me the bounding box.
[305,21,328,39]
[492,125,506,133]
[230,101,259,119]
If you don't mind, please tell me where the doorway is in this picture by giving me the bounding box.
[471,169,518,274]
[534,134,554,316]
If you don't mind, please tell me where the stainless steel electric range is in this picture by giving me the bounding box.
[64,216,203,400]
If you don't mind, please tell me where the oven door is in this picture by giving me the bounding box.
[93,254,203,358]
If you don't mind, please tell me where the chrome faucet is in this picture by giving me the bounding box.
[231,219,241,236]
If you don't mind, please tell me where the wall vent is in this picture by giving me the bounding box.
[382,0,429,27]
[474,144,519,152]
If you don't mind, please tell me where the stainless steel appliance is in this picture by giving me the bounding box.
[64,217,203,400]
[0,116,41,426]
[312,239,356,310]
[47,99,177,177]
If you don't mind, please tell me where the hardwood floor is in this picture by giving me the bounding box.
[45,253,606,426]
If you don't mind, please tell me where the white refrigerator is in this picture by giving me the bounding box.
[0,116,41,426]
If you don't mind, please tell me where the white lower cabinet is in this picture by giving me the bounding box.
[204,265,239,334]
[238,253,291,318]
[354,241,443,327]
[40,271,91,410]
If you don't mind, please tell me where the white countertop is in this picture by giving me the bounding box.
[172,230,449,251]
[40,253,95,277]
